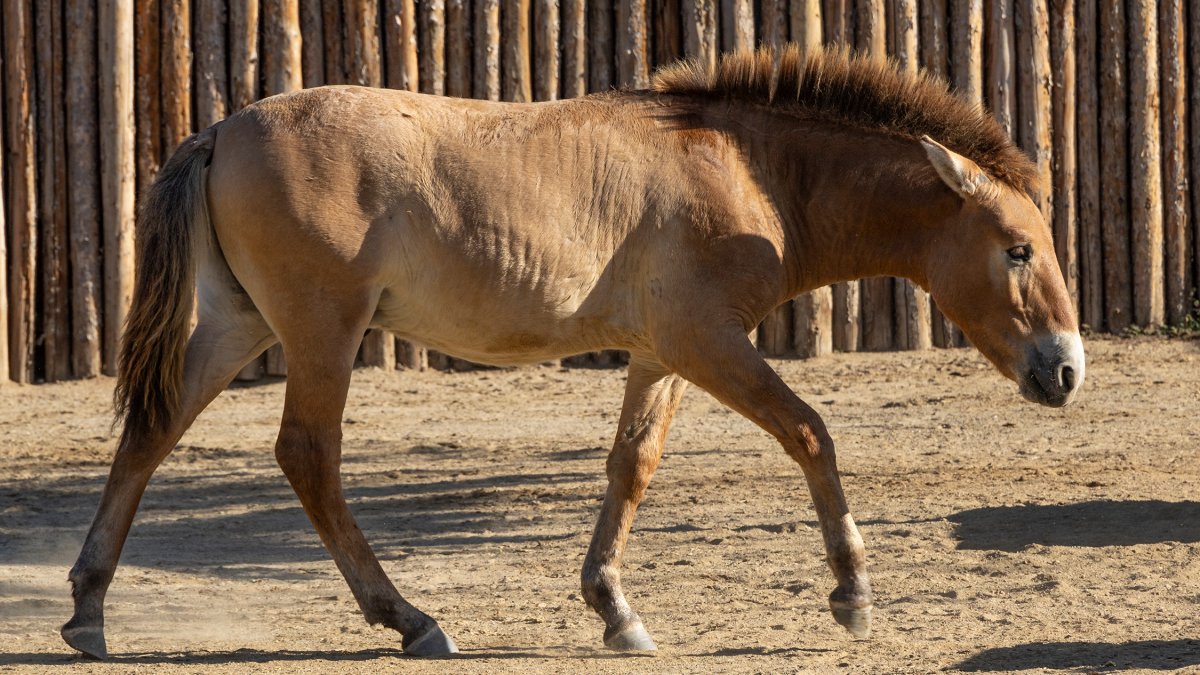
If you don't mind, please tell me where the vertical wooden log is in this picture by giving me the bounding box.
[790,0,822,48]
[936,0,981,347]
[761,0,788,47]
[683,0,718,70]
[300,0,325,87]
[1050,0,1078,317]
[420,0,446,95]
[653,0,682,67]
[857,0,890,352]
[446,0,472,97]
[1127,0,1163,327]
[385,0,420,92]
[1015,0,1053,220]
[100,0,137,376]
[826,0,859,351]
[918,0,947,78]
[790,0,831,359]
[36,0,71,381]
[503,0,531,100]
[161,0,191,155]
[534,0,559,99]
[264,0,304,94]
[229,1,259,106]
[821,0,850,44]
[321,0,346,84]
[618,0,650,87]
[135,0,162,199]
[345,0,382,88]
[760,303,793,356]
[1076,0,1103,327]
[0,140,6,382]
[889,0,929,351]
[1190,0,1200,306]
[473,0,500,98]
[1098,0,1131,331]
[562,0,586,97]
[65,0,102,379]
[722,0,754,52]
[987,0,1016,136]
[1160,0,1190,324]
[194,0,228,128]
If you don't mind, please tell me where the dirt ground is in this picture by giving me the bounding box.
[1,335,1198,674]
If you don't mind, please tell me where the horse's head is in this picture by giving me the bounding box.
[919,136,1084,407]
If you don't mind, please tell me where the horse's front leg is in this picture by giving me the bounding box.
[582,356,688,650]
[661,325,873,639]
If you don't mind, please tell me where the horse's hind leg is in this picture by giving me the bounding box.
[62,318,275,658]
[270,320,457,656]
[582,356,688,650]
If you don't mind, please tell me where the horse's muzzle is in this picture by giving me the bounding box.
[1019,332,1086,408]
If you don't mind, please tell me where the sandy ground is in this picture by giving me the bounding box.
[1,335,1198,674]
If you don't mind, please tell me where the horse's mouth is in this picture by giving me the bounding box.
[1019,368,1072,408]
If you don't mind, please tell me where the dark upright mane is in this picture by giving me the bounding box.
[652,45,1041,196]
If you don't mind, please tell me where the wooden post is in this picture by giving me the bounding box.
[1160,0,1190,324]
[0,134,6,382]
[822,0,850,44]
[35,0,71,381]
[474,0,500,98]
[562,0,586,97]
[721,0,754,52]
[100,0,137,376]
[264,0,304,94]
[65,0,103,379]
[503,0,531,101]
[937,0,982,347]
[1190,0,1200,305]
[300,0,325,87]
[683,0,718,70]
[987,0,1016,136]
[653,0,681,67]
[1050,0,1078,317]
[135,0,162,200]
[446,0,472,97]
[857,0,890,351]
[320,0,344,84]
[791,0,822,49]
[1076,0,1103,328]
[1015,0,1053,220]
[918,0,947,78]
[790,1,831,360]
[386,0,420,93]
[890,0,930,351]
[618,0,650,88]
[1127,0,1163,328]
[230,0,260,106]
[534,0,559,99]
[1098,0,1131,331]
[195,0,228,128]
[420,0,446,95]
[761,0,787,47]
[588,0,613,91]
[161,0,191,155]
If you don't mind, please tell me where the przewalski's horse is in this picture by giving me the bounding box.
[63,46,1084,658]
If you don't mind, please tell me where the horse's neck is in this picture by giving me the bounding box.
[744,123,953,295]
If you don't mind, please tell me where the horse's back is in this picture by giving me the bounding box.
[205,86,688,364]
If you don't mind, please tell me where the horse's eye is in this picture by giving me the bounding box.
[1007,244,1032,263]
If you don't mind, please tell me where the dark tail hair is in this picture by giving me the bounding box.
[114,127,217,433]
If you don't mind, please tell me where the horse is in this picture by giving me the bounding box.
[62,45,1084,659]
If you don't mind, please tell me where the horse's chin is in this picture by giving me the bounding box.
[1018,372,1074,408]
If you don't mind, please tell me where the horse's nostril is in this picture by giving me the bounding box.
[1059,364,1076,391]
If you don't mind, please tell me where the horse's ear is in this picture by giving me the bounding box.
[920,135,990,199]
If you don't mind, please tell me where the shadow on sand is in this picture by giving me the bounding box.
[956,639,1200,672]
[947,500,1200,551]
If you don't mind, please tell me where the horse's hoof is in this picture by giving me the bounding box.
[61,623,108,659]
[604,621,658,651]
[404,624,459,657]
[831,605,872,639]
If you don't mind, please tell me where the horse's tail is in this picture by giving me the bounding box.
[114,126,218,434]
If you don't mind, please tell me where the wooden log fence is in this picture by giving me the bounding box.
[2,0,1199,383]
